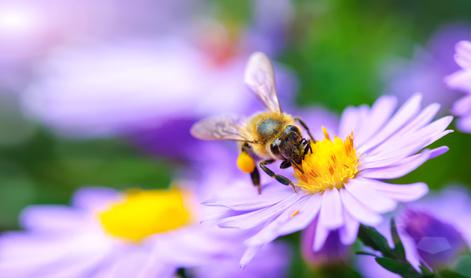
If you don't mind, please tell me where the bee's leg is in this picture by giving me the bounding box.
[295,117,315,142]
[259,159,297,192]
[280,160,304,173]
[241,143,262,194]
[251,167,262,194]
[302,139,312,155]
[281,159,303,174]
[280,160,291,169]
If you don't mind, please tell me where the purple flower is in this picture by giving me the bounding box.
[204,94,452,266]
[0,185,291,277]
[301,221,349,267]
[22,39,248,136]
[0,0,195,92]
[403,210,467,269]
[446,41,471,132]
[191,242,291,278]
[21,37,297,160]
[15,0,296,160]
[383,24,471,108]
[358,187,471,277]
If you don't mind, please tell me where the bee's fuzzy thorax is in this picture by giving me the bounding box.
[246,111,295,158]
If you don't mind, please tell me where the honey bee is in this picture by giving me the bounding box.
[191,52,314,193]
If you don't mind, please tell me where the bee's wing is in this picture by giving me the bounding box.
[244,52,282,113]
[191,115,252,142]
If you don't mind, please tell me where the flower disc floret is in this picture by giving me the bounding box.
[99,189,193,242]
[295,130,358,194]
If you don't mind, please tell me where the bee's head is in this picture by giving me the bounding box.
[270,125,306,164]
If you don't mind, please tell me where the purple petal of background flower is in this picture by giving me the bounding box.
[382,24,471,108]
[191,242,291,278]
[302,219,349,266]
[358,186,471,277]
[402,209,467,269]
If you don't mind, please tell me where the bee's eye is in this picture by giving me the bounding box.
[287,125,299,134]
[270,140,281,155]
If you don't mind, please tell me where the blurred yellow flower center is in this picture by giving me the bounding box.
[294,128,359,194]
[98,189,193,243]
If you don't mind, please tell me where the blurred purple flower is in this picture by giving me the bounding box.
[192,242,291,278]
[403,210,467,269]
[204,94,451,266]
[383,24,471,108]
[0,184,291,277]
[446,41,471,132]
[21,36,297,160]
[0,0,197,91]
[302,221,349,267]
[13,0,297,160]
[358,187,471,277]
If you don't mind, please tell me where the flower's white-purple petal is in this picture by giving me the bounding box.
[359,94,422,154]
[360,148,441,180]
[384,103,441,141]
[217,193,303,229]
[428,146,450,159]
[313,217,330,251]
[318,189,344,229]
[338,106,361,139]
[352,105,371,141]
[364,180,428,202]
[278,194,322,235]
[362,116,452,166]
[92,245,175,278]
[203,183,292,211]
[135,259,176,278]
[0,232,112,276]
[345,179,397,213]
[356,95,398,146]
[240,246,262,267]
[446,71,471,92]
[100,247,174,278]
[155,227,237,267]
[0,235,75,274]
[195,242,290,278]
[401,234,423,270]
[452,96,471,116]
[339,189,382,226]
[72,187,122,211]
[457,115,471,132]
[244,195,322,247]
[339,208,360,245]
[361,132,452,170]
[455,41,471,69]
[154,240,220,267]
[19,206,93,232]
[244,198,309,246]
[34,251,111,278]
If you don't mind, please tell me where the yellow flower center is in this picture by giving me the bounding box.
[294,128,359,194]
[98,188,193,243]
